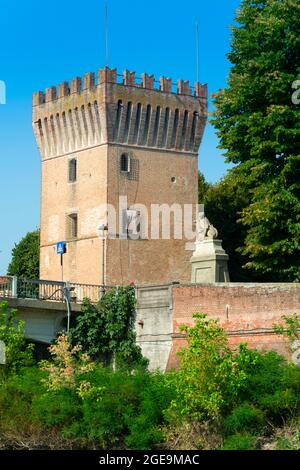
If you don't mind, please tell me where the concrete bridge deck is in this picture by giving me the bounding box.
[2,297,81,344]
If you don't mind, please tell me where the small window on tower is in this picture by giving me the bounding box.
[120,153,130,173]
[66,213,78,239]
[69,158,77,182]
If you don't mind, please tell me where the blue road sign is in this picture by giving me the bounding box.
[56,241,66,255]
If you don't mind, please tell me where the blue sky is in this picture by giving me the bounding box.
[0,0,240,272]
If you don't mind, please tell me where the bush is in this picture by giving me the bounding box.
[65,367,172,449]
[168,314,248,421]
[235,348,300,422]
[222,433,257,450]
[58,366,145,447]
[40,334,94,391]
[32,387,81,428]
[0,366,45,430]
[0,302,34,376]
[259,389,299,422]
[224,404,265,435]
[125,372,175,450]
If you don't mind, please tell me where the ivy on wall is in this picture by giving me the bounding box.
[69,286,148,369]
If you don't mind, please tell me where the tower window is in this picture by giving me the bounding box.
[120,153,130,173]
[66,213,78,239]
[68,158,77,182]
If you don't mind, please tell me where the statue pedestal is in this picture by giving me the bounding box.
[190,239,230,283]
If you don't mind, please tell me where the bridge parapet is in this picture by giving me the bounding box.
[0,276,110,304]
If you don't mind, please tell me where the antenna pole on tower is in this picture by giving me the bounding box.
[105,1,109,66]
[196,21,199,83]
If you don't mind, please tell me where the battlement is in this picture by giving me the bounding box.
[33,67,207,106]
[32,67,208,160]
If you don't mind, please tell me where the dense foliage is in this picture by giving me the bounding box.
[1,311,300,450]
[69,286,147,369]
[0,302,34,376]
[7,230,40,279]
[198,171,211,204]
[169,314,248,420]
[212,0,300,281]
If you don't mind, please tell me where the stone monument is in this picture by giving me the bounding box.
[191,209,230,283]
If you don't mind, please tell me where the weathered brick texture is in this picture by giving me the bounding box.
[167,283,300,369]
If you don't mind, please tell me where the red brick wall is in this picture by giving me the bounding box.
[167,283,300,369]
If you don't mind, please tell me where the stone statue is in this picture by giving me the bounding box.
[196,211,218,242]
[191,209,229,283]
[205,218,218,239]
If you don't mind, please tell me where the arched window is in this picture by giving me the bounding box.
[120,153,130,173]
[69,158,77,182]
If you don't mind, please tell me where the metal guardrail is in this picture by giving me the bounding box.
[17,278,65,302]
[0,276,112,304]
[68,282,109,303]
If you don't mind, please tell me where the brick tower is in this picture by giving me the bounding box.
[32,67,207,285]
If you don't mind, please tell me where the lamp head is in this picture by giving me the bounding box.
[97,223,108,239]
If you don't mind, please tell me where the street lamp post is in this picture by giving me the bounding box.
[97,223,108,294]
[44,284,74,335]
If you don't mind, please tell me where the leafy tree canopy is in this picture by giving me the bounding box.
[212,0,300,281]
[7,230,40,279]
[198,171,211,204]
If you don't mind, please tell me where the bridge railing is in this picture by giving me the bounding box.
[17,278,66,302]
[68,282,109,303]
[0,276,112,304]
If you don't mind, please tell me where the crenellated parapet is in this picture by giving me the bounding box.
[32,67,207,159]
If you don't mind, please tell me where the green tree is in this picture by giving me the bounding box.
[7,230,40,279]
[199,169,262,281]
[198,171,211,204]
[212,0,300,281]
